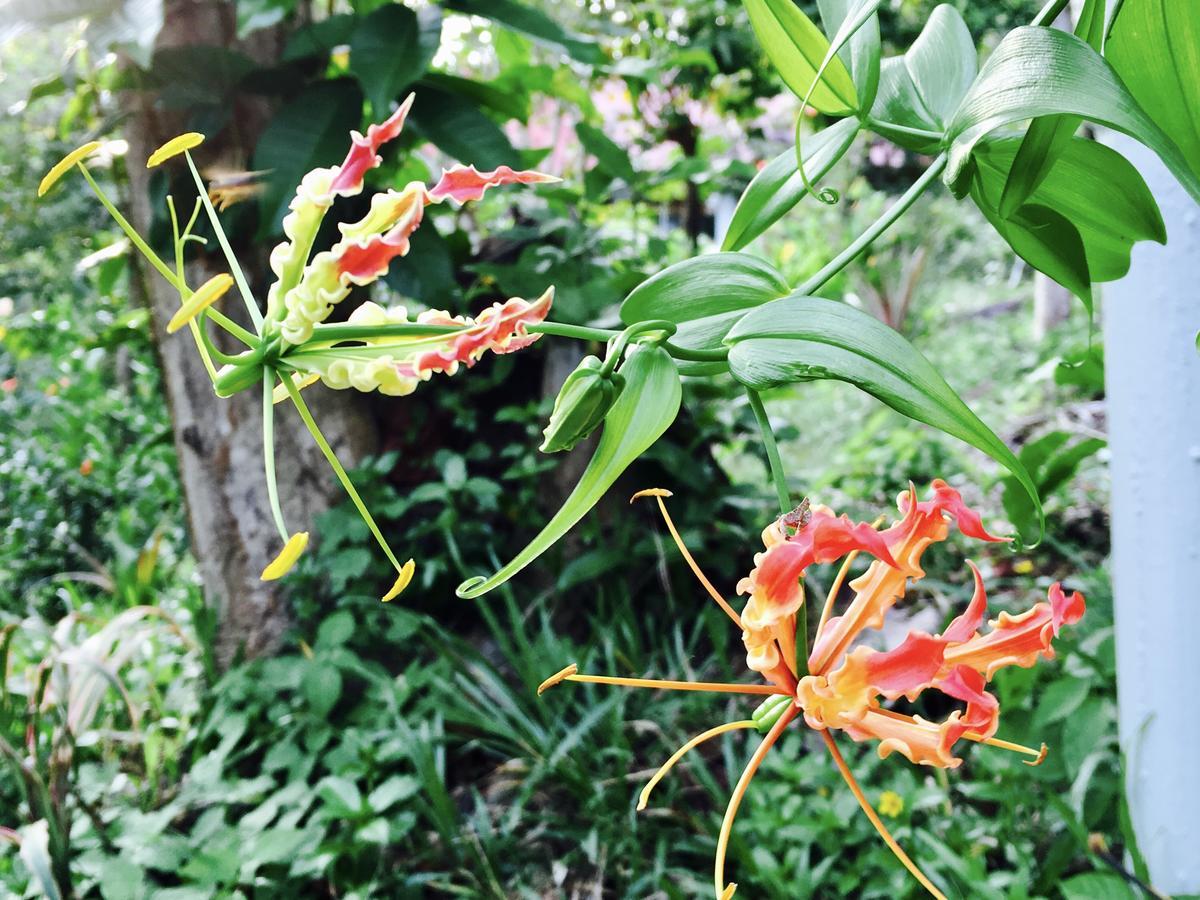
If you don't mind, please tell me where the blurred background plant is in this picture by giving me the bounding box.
[0,0,1141,897]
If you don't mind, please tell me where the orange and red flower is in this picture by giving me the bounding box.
[539,480,1084,899]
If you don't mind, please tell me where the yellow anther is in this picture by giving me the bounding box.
[1025,743,1049,767]
[261,531,309,580]
[274,372,320,404]
[537,663,578,696]
[38,141,103,197]
[720,886,737,900]
[630,487,673,502]
[167,273,234,334]
[382,558,416,602]
[147,132,205,168]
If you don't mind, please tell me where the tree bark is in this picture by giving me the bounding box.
[123,0,376,667]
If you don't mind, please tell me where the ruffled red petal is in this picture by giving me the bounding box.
[941,561,988,644]
[427,164,559,205]
[329,94,414,196]
[335,190,426,283]
[900,478,1007,543]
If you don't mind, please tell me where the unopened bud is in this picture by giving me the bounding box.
[540,355,623,453]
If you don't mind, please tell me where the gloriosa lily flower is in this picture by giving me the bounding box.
[539,480,1084,899]
[40,97,558,591]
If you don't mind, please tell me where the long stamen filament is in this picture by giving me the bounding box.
[633,489,743,630]
[821,731,948,900]
[166,194,218,382]
[184,152,263,332]
[638,721,758,812]
[714,704,798,899]
[263,375,290,543]
[565,673,787,696]
[283,374,407,576]
[78,166,179,287]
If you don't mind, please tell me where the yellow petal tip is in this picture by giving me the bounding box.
[147,132,205,168]
[166,273,234,333]
[38,141,103,197]
[720,885,737,900]
[537,663,578,696]
[382,558,416,601]
[261,532,309,580]
[630,487,673,503]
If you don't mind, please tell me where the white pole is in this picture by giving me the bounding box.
[1103,133,1200,894]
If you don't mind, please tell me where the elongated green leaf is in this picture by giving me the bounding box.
[903,4,977,125]
[945,26,1200,204]
[723,117,859,251]
[724,295,1042,540]
[868,5,975,150]
[743,0,858,114]
[410,85,517,169]
[620,253,790,367]
[456,346,681,598]
[1106,0,1200,195]
[818,0,881,113]
[973,137,1165,284]
[442,0,602,63]
[998,0,1104,217]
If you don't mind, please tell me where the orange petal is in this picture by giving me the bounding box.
[942,583,1085,680]
[841,706,966,769]
[941,560,988,643]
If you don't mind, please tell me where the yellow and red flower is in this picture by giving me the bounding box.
[267,94,559,347]
[539,480,1084,899]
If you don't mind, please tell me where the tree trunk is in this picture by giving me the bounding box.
[123,0,377,667]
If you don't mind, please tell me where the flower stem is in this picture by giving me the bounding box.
[528,321,620,342]
[795,153,948,297]
[745,387,791,515]
[184,152,264,333]
[282,374,404,573]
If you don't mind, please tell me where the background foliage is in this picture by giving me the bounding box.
[0,1,1147,897]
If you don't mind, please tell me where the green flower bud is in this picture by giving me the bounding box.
[751,694,793,733]
[540,355,624,453]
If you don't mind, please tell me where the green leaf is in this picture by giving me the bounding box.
[620,253,790,369]
[576,122,638,184]
[457,346,681,598]
[868,5,976,149]
[302,664,342,718]
[743,0,858,115]
[997,0,1105,217]
[944,26,1200,205]
[442,0,603,63]
[420,72,529,121]
[818,0,881,113]
[253,79,364,237]
[410,85,517,170]
[282,14,355,63]
[993,204,1094,312]
[723,117,859,251]
[316,776,363,817]
[1060,873,1137,900]
[350,5,440,116]
[724,295,1042,540]
[972,137,1165,285]
[1106,0,1200,199]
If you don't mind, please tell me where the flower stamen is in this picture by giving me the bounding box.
[638,720,758,811]
[538,666,788,698]
[869,707,1048,764]
[632,488,744,629]
[821,731,948,900]
[714,704,798,899]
